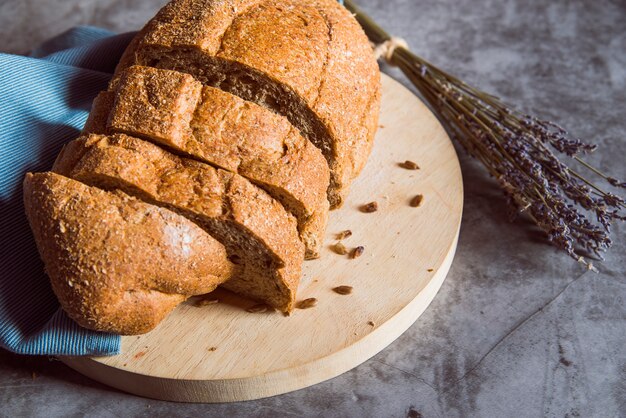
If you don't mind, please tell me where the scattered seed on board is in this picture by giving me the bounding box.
[336,230,352,240]
[361,201,378,213]
[367,321,375,327]
[351,246,365,259]
[410,194,424,207]
[296,298,318,309]
[400,160,420,170]
[195,298,219,307]
[246,303,268,313]
[208,347,217,352]
[427,268,434,272]
[333,285,353,295]
[333,242,348,255]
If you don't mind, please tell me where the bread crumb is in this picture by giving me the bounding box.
[134,351,146,359]
[195,298,219,307]
[410,194,424,207]
[246,303,268,313]
[296,298,318,309]
[351,246,365,259]
[332,285,353,295]
[360,202,378,213]
[336,230,352,240]
[333,242,348,255]
[399,160,420,170]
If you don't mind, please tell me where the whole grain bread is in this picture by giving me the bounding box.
[115,0,381,208]
[23,0,381,332]
[53,133,304,312]
[23,172,234,335]
[86,65,330,258]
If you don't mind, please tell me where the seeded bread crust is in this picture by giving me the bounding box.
[85,65,330,259]
[23,172,234,335]
[53,133,304,312]
[115,0,381,208]
[24,0,380,332]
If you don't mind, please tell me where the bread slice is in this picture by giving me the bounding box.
[53,133,304,312]
[81,90,115,135]
[86,65,330,258]
[23,172,234,335]
[115,0,381,208]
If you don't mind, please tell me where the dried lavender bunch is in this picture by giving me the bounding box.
[345,0,626,268]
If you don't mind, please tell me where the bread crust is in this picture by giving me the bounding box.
[88,66,330,258]
[23,172,234,334]
[116,0,381,208]
[54,133,304,312]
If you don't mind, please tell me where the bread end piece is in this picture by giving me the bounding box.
[23,172,234,334]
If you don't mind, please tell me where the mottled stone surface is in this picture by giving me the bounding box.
[1,0,625,416]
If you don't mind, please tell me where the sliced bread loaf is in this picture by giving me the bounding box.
[53,133,304,312]
[23,172,234,335]
[115,0,381,208]
[86,65,330,258]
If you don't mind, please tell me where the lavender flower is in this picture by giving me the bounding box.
[345,0,626,268]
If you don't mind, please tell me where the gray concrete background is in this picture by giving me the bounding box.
[1,0,625,416]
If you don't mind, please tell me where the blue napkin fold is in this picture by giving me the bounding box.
[0,26,138,356]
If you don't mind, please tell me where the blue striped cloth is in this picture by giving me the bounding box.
[0,27,137,356]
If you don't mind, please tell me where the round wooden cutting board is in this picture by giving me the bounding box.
[61,74,464,403]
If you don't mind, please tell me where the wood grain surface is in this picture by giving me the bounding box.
[61,74,464,403]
